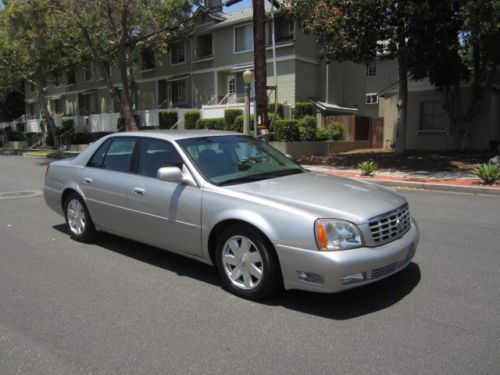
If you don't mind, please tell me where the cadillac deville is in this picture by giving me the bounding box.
[44,130,419,299]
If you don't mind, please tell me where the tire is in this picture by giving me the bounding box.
[215,224,282,299]
[64,192,96,242]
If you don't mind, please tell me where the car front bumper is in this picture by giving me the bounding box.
[275,220,419,293]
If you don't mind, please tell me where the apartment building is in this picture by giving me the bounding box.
[20,1,499,150]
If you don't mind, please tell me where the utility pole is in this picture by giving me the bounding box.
[252,0,268,132]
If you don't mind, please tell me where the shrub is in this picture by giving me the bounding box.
[294,102,315,119]
[184,110,200,129]
[233,114,254,133]
[195,118,225,130]
[16,123,25,133]
[267,111,282,122]
[267,102,285,118]
[327,122,344,140]
[70,132,94,145]
[61,119,74,133]
[139,126,158,130]
[298,115,317,141]
[315,128,329,141]
[224,109,243,129]
[473,163,500,185]
[7,132,25,141]
[273,120,300,142]
[117,114,141,131]
[159,110,178,129]
[358,161,379,176]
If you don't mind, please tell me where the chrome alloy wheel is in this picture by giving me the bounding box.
[67,199,86,235]
[221,235,264,290]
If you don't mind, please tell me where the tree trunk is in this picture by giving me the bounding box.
[38,86,60,149]
[118,46,139,131]
[395,55,408,154]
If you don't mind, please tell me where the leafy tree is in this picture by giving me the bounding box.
[287,0,500,151]
[409,0,500,149]
[0,0,86,147]
[53,0,195,131]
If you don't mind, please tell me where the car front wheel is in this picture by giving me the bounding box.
[64,193,96,242]
[216,225,282,299]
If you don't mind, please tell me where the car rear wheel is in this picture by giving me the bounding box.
[65,193,96,242]
[215,225,282,299]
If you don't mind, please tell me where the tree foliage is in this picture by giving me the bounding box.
[287,0,500,151]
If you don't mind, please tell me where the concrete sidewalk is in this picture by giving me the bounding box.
[304,165,500,196]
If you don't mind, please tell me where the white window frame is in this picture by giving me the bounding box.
[365,93,379,104]
[366,61,377,77]
[419,101,448,134]
[170,42,186,66]
[234,23,254,54]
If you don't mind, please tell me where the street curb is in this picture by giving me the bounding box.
[352,178,500,196]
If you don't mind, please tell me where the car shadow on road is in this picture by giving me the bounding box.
[53,224,421,320]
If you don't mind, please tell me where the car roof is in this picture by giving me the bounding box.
[109,129,242,141]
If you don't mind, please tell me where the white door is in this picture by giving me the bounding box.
[226,75,236,102]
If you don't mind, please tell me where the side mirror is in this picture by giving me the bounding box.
[157,167,183,183]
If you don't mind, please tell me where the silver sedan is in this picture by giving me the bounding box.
[44,130,419,299]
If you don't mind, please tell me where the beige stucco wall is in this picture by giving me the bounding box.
[383,88,495,150]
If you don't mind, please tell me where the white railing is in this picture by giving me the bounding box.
[201,102,255,119]
[26,119,42,133]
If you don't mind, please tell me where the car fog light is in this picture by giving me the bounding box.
[297,271,324,284]
[341,273,366,285]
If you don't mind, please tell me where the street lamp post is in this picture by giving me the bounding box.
[243,69,254,136]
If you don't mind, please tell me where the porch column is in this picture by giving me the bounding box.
[214,71,218,103]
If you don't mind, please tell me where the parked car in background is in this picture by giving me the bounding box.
[44,130,419,299]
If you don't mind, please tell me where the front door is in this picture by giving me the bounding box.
[126,138,202,257]
[226,75,236,101]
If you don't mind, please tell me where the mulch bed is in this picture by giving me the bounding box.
[298,149,497,173]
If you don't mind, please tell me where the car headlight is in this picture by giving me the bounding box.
[315,219,363,251]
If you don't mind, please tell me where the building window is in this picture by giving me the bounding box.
[140,49,155,70]
[80,93,97,115]
[84,63,95,81]
[52,98,64,114]
[420,101,447,132]
[170,42,185,65]
[365,93,379,104]
[67,69,76,85]
[97,62,112,80]
[194,33,213,60]
[366,61,377,77]
[168,80,186,107]
[267,17,294,45]
[234,24,253,53]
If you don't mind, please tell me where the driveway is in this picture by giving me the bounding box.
[0,156,499,374]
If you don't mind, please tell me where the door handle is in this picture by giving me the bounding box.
[133,187,146,195]
[83,177,92,184]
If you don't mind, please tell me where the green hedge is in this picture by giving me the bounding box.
[195,118,225,130]
[267,103,285,119]
[224,109,243,129]
[61,119,74,133]
[184,110,200,129]
[159,110,178,129]
[233,114,255,133]
[273,120,300,142]
[298,115,317,141]
[16,123,25,133]
[7,132,25,141]
[315,122,344,141]
[117,115,141,131]
[294,102,315,119]
[70,131,112,144]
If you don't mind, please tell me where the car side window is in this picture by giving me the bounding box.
[137,138,184,178]
[87,139,111,168]
[101,138,137,173]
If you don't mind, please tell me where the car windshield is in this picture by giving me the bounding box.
[177,135,304,186]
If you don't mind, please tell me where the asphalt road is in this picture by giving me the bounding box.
[0,156,499,375]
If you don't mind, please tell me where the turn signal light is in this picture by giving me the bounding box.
[315,221,329,250]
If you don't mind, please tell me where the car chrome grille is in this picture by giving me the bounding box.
[369,204,411,245]
[368,262,398,280]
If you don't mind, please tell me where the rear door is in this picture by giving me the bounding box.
[81,137,138,235]
[126,138,202,256]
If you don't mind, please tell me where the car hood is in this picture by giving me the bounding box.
[225,171,407,223]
